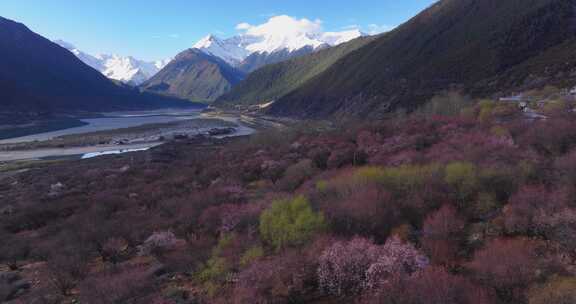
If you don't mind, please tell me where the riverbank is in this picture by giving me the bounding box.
[0,142,163,162]
[0,109,282,163]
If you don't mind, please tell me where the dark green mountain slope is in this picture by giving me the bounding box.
[0,16,192,119]
[237,45,320,74]
[216,36,375,107]
[141,49,245,103]
[268,0,576,118]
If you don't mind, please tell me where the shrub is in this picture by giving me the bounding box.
[355,164,441,195]
[527,277,576,304]
[535,208,576,253]
[555,150,576,184]
[468,238,554,302]
[138,231,178,257]
[101,237,129,265]
[196,256,229,293]
[199,203,262,235]
[0,237,30,270]
[542,100,569,115]
[195,234,247,297]
[318,236,428,296]
[79,267,155,304]
[326,145,366,169]
[45,249,90,297]
[239,246,264,268]
[276,159,317,191]
[259,196,325,250]
[361,267,496,304]
[321,181,398,239]
[478,100,496,122]
[308,148,331,170]
[318,237,382,296]
[473,192,500,219]
[418,91,474,117]
[232,251,311,304]
[478,166,517,203]
[504,186,569,235]
[364,236,429,289]
[421,205,465,264]
[444,162,478,202]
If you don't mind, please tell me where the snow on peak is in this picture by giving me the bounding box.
[54,39,76,50]
[192,15,365,66]
[238,15,325,53]
[54,40,170,85]
[193,34,249,66]
[321,29,365,46]
[193,34,219,48]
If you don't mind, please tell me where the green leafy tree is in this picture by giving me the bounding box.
[260,196,326,250]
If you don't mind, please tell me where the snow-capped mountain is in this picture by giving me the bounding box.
[55,40,170,85]
[192,35,250,67]
[192,15,365,70]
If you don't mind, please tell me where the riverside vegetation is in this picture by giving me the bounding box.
[3,94,576,303]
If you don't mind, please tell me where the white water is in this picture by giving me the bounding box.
[81,147,153,159]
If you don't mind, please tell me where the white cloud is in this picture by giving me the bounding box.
[168,33,181,39]
[236,22,252,30]
[236,15,323,38]
[367,24,395,35]
[260,12,278,18]
[342,24,361,30]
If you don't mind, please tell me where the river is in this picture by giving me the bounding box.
[0,108,204,144]
[0,109,255,162]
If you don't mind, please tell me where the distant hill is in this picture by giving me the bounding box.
[0,16,193,122]
[140,49,246,103]
[266,0,576,119]
[216,36,375,107]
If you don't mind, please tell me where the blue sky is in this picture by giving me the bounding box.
[0,0,436,61]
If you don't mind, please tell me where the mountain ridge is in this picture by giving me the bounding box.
[0,16,194,122]
[55,40,170,85]
[266,0,576,119]
[192,17,364,73]
[140,49,245,103]
[216,35,376,107]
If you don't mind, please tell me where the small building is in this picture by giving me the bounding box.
[570,86,576,95]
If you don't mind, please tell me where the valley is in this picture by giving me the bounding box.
[0,109,263,162]
[3,1,576,303]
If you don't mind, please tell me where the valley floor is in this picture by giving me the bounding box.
[4,105,576,303]
[0,110,274,163]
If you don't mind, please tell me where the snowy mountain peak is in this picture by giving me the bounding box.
[192,15,365,66]
[193,35,249,66]
[193,34,220,48]
[54,40,170,85]
[321,29,365,46]
[54,39,76,50]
